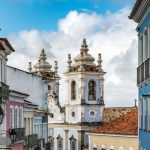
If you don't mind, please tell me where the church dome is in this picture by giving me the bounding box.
[74,39,95,67]
[33,49,53,73]
[66,39,105,73]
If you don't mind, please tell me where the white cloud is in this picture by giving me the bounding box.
[7,7,137,107]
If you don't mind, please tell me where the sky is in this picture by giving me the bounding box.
[0,0,138,107]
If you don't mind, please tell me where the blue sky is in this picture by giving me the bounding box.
[1,0,138,107]
[0,0,135,37]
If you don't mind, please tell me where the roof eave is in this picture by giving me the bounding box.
[129,0,142,20]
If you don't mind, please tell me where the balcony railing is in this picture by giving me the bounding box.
[137,58,150,85]
[0,82,9,103]
[10,128,25,143]
[25,134,38,148]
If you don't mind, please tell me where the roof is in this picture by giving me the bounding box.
[103,107,135,123]
[0,38,15,52]
[10,90,29,97]
[129,0,142,19]
[92,108,138,135]
[24,99,38,107]
[129,0,150,23]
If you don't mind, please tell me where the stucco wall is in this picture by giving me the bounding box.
[7,66,48,109]
[89,134,138,150]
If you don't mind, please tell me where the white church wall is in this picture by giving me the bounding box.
[66,105,82,123]
[48,99,65,124]
[53,128,65,150]
[82,106,103,122]
[7,66,48,109]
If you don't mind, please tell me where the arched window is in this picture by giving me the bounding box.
[48,85,51,93]
[92,144,97,150]
[110,145,115,150]
[71,81,76,100]
[70,135,76,150]
[129,147,134,150]
[57,135,63,150]
[88,80,96,100]
[101,145,106,150]
[119,146,124,150]
[48,136,54,150]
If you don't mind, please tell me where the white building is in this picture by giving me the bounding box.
[48,39,106,150]
[0,38,14,148]
[7,48,60,148]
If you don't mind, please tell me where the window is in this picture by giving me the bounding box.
[143,27,148,60]
[119,146,124,150]
[110,145,115,150]
[19,108,23,128]
[24,118,26,135]
[28,118,30,134]
[48,85,51,93]
[72,111,75,117]
[9,107,13,129]
[14,107,18,128]
[31,118,33,134]
[48,136,54,150]
[71,81,76,100]
[129,147,134,150]
[70,135,76,150]
[57,135,63,150]
[88,80,96,100]
[101,144,106,150]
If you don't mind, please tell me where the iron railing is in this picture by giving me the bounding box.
[10,128,25,143]
[137,58,150,84]
[0,82,9,103]
[25,134,38,148]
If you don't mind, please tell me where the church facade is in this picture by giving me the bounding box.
[48,39,106,150]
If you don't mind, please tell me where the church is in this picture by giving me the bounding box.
[47,39,106,150]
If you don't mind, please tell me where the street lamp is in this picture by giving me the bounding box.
[0,106,4,124]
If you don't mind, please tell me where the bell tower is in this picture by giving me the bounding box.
[64,39,106,124]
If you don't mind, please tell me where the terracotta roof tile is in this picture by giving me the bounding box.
[92,108,138,135]
[103,107,134,123]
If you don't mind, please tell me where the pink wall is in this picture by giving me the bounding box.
[6,100,24,149]
[13,142,24,150]
[6,101,24,131]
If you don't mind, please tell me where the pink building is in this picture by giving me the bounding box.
[6,90,28,150]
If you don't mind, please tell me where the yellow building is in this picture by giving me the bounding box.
[88,108,138,150]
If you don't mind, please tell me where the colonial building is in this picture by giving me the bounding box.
[24,100,38,150]
[6,90,26,150]
[0,38,14,149]
[129,0,150,149]
[88,108,138,150]
[48,39,105,150]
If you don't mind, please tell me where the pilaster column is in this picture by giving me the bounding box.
[80,77,85,104]
[78,130,81,150]
[65,129,69,150]
[78,130,84,150]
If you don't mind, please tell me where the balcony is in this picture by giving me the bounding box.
[137,58,150,85]
[0,82,9,103]
[25,134,38,148]
[9,128,25,143]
